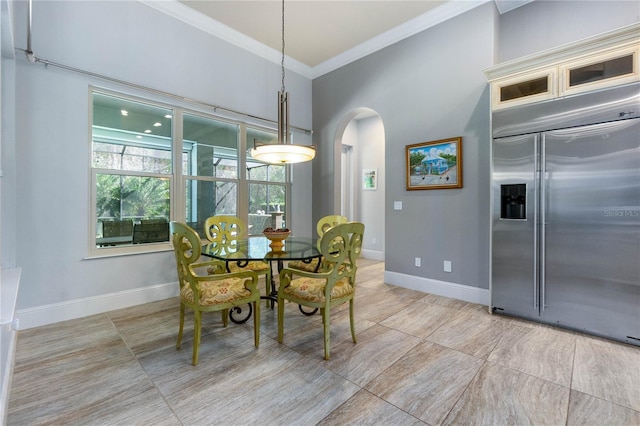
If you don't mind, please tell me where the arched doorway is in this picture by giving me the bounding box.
[334,108,385,261]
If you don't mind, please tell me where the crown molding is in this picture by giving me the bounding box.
[311,0,490,78]
[139,0,313,78]
[493,0,534,14]
[140,0,491,80]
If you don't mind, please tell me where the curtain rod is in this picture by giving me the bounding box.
[16,48,313,135]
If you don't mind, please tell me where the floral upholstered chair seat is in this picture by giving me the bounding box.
[204,216,271,306]
[282,276,354,303]
[180,278,253,306]
[206,259,270,274]
[286,258,321,273]
[170,221,261,366]
[228,260,270,273]
[278,222,364,360]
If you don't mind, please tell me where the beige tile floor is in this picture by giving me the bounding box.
[8,260,640,425]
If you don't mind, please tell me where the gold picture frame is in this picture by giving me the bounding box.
[406,137,462,190]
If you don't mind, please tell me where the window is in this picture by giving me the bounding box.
[183,113,239,238]
[92,93,173,249]
[246,128,287,234]
[90,90,290,254]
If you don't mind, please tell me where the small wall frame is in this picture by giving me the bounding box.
[362,169,377,190]
[406,137,462,190]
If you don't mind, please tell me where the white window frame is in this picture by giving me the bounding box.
[87,88,292,258]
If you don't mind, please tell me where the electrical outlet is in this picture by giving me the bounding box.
[444,260,452,272]
[415,257,421,267]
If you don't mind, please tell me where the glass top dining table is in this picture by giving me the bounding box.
[201,236,320,263]
[201,236,321,322]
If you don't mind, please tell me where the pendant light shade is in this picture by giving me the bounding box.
[251,140,316,164]
[250,0,315,165]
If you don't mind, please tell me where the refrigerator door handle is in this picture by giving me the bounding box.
[540,134,546,312]
[533,135,539,311]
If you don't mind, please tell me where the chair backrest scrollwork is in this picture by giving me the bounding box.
[204,215,247,249]
[169,221,204,298]
[316,215,348,237]
[319,222,365,284]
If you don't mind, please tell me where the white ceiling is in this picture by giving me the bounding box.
[142,0,533,79]
[179,0,448,67]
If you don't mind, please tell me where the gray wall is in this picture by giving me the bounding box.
[313,2,495,289]
[4,0,313,312]
[312,0,638,292]
[498,0,640,63]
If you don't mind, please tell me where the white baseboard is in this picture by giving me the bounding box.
[16,282,179,330]
[384,270,490,306]
[361,249,384,261]
[14,272,488,330]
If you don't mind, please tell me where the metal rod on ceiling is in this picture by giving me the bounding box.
[26,0,35,62]
[18,51,311,134]
[19,0,312,134]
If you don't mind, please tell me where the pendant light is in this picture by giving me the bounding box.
[250,0,316,164]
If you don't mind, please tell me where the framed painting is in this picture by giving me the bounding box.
[406,137,462,190]
[362,169,377,190]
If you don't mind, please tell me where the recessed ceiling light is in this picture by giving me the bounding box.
[121,110,128,116]
[136,135,142,139]
[144,129,152,133]
[164,114,172,119]
[153,122,162,127]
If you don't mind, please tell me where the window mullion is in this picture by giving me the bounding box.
[173,108,184,223]
[238,123,249,223]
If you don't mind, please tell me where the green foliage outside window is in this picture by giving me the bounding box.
[97,174,170,219]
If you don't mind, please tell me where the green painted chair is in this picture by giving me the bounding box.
[287,215,348,273]
[204,215,272,306]
[170,221,261,365]
[277,222,364,360]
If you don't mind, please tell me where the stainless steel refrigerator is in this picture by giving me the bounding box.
[491,83,640,346]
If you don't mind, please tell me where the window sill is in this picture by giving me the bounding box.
[84,243,173,260]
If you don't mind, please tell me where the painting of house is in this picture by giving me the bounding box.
[421,154,449,175]
[407,138,461,190]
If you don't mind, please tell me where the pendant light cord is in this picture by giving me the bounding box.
[281,0,286,93]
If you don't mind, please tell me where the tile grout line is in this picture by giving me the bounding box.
[106,313,185,425]
[564,333,579,426]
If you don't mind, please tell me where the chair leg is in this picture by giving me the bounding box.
[221,309,229,327]
[253,300,260,348]
[177,302,185,350]
[192,310,202,366]
[265,272,272,309]
[349,299,357,343]
[264,272,276,309]
[322,307,331,360]
[277,295,285,343]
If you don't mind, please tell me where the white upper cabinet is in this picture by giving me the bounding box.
[491,67,558,109]
[485,24,639,110]
[560,45,637,97]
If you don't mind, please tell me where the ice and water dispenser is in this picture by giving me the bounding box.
[500,184,526,220]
